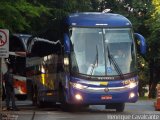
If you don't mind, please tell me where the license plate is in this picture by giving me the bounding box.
[101,95,112,100]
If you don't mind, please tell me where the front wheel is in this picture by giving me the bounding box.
[105,103,125,112]
[59,87,70,111]
[115,103,125,112]
[37,101,48,108]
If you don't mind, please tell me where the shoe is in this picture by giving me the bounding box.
[12,108,20,111]
[7,107,11,110]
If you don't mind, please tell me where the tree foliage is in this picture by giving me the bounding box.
[148,0,160,31]
[0,0,49,33]
[147,0,160,49]
[0,0,93,34]
[144,0,160,98]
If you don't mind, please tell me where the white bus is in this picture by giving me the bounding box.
[2,34,30,100]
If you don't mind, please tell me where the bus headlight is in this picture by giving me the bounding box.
[127,82,137,89]
[72,83,88,90]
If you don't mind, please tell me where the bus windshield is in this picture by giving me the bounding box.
[70,27,136,76]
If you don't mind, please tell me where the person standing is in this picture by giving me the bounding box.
[3,67,19,111]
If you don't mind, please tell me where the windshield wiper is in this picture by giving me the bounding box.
[107,46,124,79]
[89,45,99,75]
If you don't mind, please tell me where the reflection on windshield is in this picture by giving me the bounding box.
[70,28,136,76]
[106,45,124,79]
[88,45,99,75]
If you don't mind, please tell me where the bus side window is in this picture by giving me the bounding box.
[31,42,54,57]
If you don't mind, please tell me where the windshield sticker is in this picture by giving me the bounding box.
[107,67,112,73]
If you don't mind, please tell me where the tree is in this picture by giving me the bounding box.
[145,0,160,98]
[28,0,93,37]
[0,0,95,34]
[0,0,49,33]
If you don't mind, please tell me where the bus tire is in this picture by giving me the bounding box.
[32,85,38,106]
[37,101,46,108]
[105,103,125,112]
[115,103,125,112]
[60,87,70,111]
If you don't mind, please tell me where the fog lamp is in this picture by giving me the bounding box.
[75,94,83,101]
[129,92,135,99]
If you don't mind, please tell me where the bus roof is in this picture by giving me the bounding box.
[65,12,132,28]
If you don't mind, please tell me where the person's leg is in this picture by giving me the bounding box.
[11,90,19,111]
[5,87,10,109]
[10,88,17,110]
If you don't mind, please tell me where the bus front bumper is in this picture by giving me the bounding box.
[66,83,138,105]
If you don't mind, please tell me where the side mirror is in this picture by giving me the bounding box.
[64,33,70,53]
[134,33,146,55]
